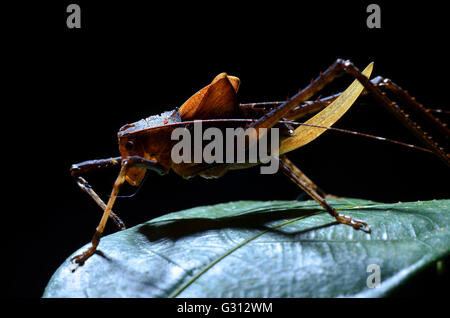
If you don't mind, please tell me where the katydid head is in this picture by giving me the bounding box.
[117,109,183,186]
[118,135,148,186]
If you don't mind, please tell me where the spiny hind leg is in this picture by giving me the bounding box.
[370,76,449,138]
[339,61,449,166]
[250,58,448,166]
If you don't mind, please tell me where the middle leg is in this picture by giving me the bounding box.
[278,155,370,233]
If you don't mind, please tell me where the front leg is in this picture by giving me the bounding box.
[71,157,126,229]
[70,156,166,269]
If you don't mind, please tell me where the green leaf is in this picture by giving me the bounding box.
[43,198,450,298]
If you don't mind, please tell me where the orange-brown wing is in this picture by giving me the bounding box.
[179,73,240,120]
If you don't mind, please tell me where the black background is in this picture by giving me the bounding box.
[5,1,449,300]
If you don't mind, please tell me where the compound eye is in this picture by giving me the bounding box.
[125,140,134,151]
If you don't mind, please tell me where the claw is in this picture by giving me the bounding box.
[353,220,371,233]
[70,245,97,267]
[336,214,371,233]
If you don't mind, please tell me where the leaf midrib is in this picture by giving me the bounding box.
[169,212,323,297]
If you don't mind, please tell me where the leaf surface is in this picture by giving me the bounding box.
[43,198,450,298]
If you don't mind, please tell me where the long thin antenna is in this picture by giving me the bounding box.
[136,117,437,155]
[283,120,434,154]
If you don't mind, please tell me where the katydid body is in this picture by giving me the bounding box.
[70,59,449,269]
